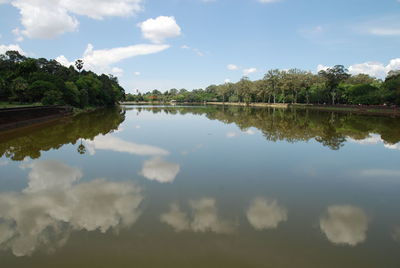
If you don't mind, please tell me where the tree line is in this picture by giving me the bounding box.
[0,51,125,107]
[126,65,400,106]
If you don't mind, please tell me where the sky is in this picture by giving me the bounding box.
[0,0,400,93]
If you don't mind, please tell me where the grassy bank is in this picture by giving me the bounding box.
[0,102,43,109]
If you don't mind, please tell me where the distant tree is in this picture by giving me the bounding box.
[27,80,57,102]
[64,81,80,106]
[11,77,28,102]
[383,70,400,105]
[346,84,381,105]
[5,51,26,63]
[318,65,350,104]
[264,69,281,103]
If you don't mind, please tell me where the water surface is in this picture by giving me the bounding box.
[0,105,400,267]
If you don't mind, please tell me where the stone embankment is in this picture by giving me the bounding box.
[0,106,73,131]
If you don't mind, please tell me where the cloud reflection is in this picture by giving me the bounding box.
[0,160,143,256]
[347,134,400,151]
[246,198,288,230]
[320,205,368,246]
[392,226,400,242]
[160,198,234,234]
[140,157,180,183]
[85,135,169,156]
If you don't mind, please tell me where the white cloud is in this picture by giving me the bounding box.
[138,16,182,44]
[320,205,368,246]
[357,15,400,37]
[12,0,79,39]
[246,198,287,230]
[8,0,143,39]
[368,27,400,36]
[161,198,234,234]
[243,67,257,75]
[180,45,204,56]
[317,64,330,72]
[133,71,141,76]
[12,27,24,42]
[59,0,143,20]
[57,43,169,75]
[55,55,74,67]
[0,160,143,256]
[224,78,231,83]
[139,157,180,183]
[227,64,239,71]
[348,62,387,78]
[0,44,25,55]
[317,59,400,78]
[84,135,169,156]
[111,67,124,77]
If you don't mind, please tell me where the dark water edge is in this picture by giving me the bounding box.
[0,106,73,132]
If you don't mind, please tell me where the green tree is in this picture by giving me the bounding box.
[41,90,63,105]
[318,65,350,104]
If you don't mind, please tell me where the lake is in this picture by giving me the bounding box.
[0,105,399,267]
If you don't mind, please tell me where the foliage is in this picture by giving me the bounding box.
[0,51,125,107]
[127,64,399,106]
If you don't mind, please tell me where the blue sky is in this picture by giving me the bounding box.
[1,0,400,93]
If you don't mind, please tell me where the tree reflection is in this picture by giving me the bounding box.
[132,105,400,151]
[0,108,125,161]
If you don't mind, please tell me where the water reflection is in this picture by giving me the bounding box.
[246,198,288,231]
[320,205,368,246]
[133,106,400,151]
[160,198,235,234]
[84,135,169,156]
[0,108,125,161]
[0,160,143,256]
[392,227,400,242]
[348,134,400,150]
[140,157,180,183]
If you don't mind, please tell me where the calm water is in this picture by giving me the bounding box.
[0,105,400,267]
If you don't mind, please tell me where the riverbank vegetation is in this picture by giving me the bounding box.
[0,51,125,108]
[126,65,400,106]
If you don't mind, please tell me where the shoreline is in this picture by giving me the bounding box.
[121,101,400,116]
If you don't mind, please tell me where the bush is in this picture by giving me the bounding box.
[346,84,381,105]
[41,90,63,105]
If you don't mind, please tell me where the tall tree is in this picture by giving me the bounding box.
[318,65,350,104]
